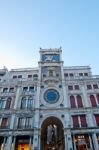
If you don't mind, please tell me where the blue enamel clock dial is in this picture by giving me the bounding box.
[44,89,60,104]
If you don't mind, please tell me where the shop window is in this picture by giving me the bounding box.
[87,85,92,90]
[80,115,87,127]
[90,95,97,107]
[95,115,99,126]
[70,95,76,108]
[1,118,8,128]
[93,84,98,89]
[68,85,73,90]
[74,85,79,90]
[72,116,79,128]
[76,95,83,108]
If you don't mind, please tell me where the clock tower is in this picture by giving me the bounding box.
[38,48,65,107]
[37,48,72,150]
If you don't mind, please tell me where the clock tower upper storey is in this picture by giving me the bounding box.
[39,47,63,66]
[38,48,64,84]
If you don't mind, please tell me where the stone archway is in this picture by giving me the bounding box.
[41,116,65,150]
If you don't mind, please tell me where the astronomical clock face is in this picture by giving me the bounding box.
[44,89,60,104]
[42,54,60,62]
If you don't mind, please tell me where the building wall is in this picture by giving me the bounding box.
[0,48,99,150]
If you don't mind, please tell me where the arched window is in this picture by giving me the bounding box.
[27,96,33,109]
[76,95,83,108]
[90,95,97,107]
[21,97,26,109]
[70,95,76,108]
[6,97,12,109]
[96,94,99,104]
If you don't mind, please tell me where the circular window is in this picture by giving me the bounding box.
[44,89,60,104]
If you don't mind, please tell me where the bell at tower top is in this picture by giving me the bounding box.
[39,47,62,63]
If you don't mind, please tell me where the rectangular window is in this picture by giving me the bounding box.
[64,73,68,77]
[95,115,99,126]
[68,85,73,90]
[79,73,83,76]
[74,85,79,90]
[27,98,33,109]
[1,118,8,128]
[5,98,12,109]
[9,87,14,92]
[18,118,24,128]
[72,116,79,128]
[80,115,87,127]
[84,73,88,76]
[21,98,26,109]
[25,117,32,128]
[93,84,98,89]
[3,88,8,93]
[23,87,28,92]
[87,85,92,90]
[29,86,34,92]
[0,100,3,109]
[69,73,74,77]
[28,75,32,78]
[13,76,17,79]
[18,75,22,78]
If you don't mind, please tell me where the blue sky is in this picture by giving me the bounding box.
[0,0,99,74]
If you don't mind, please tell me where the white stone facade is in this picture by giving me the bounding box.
[0,48,99,150]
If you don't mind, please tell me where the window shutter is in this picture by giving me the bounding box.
[90,95,97,107]
[72,116,79,128]
[80,115,87,127]
[70,96,76,108]
[77,95,83,108]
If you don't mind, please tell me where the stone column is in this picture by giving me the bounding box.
[80,83,89,107]
[73,135,76,150]
[92,133,99,150]
[64,130,73,150]
[10,114,15,129]
[33,109,40,150]
[61,63,69,108]
[87,111,94,127]
[14,86,21,109]
[11,136,16,150]
[33,129,39,150]
[1,137,6,150]
[6,136,12,150]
